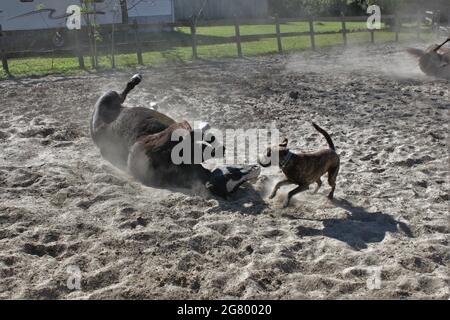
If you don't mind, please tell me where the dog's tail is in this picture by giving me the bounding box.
[120,74,142,103]
[312,122,335,151]
[406,48,425,58]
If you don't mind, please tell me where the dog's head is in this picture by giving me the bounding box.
[257,138,290,168]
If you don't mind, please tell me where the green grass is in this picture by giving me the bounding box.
[1,56,83,77]
[0,22,431,80]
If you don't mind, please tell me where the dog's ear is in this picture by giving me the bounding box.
[279,138,288,147]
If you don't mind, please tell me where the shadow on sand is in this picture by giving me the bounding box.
[212,184,269,215]
[157,182,268,216]
[295,198,413,250]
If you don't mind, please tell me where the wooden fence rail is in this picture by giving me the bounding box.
[0,13,436,74]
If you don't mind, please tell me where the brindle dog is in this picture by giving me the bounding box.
[258,123,340,207]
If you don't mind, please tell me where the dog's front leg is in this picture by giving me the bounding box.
[283,184,309,208]
[269,180,291,199]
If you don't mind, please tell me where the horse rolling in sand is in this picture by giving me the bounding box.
[90,74,260,197]
[407,36,450,80]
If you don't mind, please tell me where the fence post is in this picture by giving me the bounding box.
[111,22,116,69]
[308,17,316,50]
[234,16,242,57]
[190,20,198,60]
[85,14,97,69]
[395,13,399,42]
[0,25,10,76]
[434,10,441,38]
[133,20,143,65]
[74,29,85,69]
[341,12,347,46]
[275,15,283,53]
[416,10,422,39]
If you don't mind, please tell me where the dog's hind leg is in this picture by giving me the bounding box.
[269,180,291,199]
[283,184,309,208]
[313,179,322,194]
[327,166,339,199]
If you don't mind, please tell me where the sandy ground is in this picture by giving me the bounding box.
[0,42,449,299]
